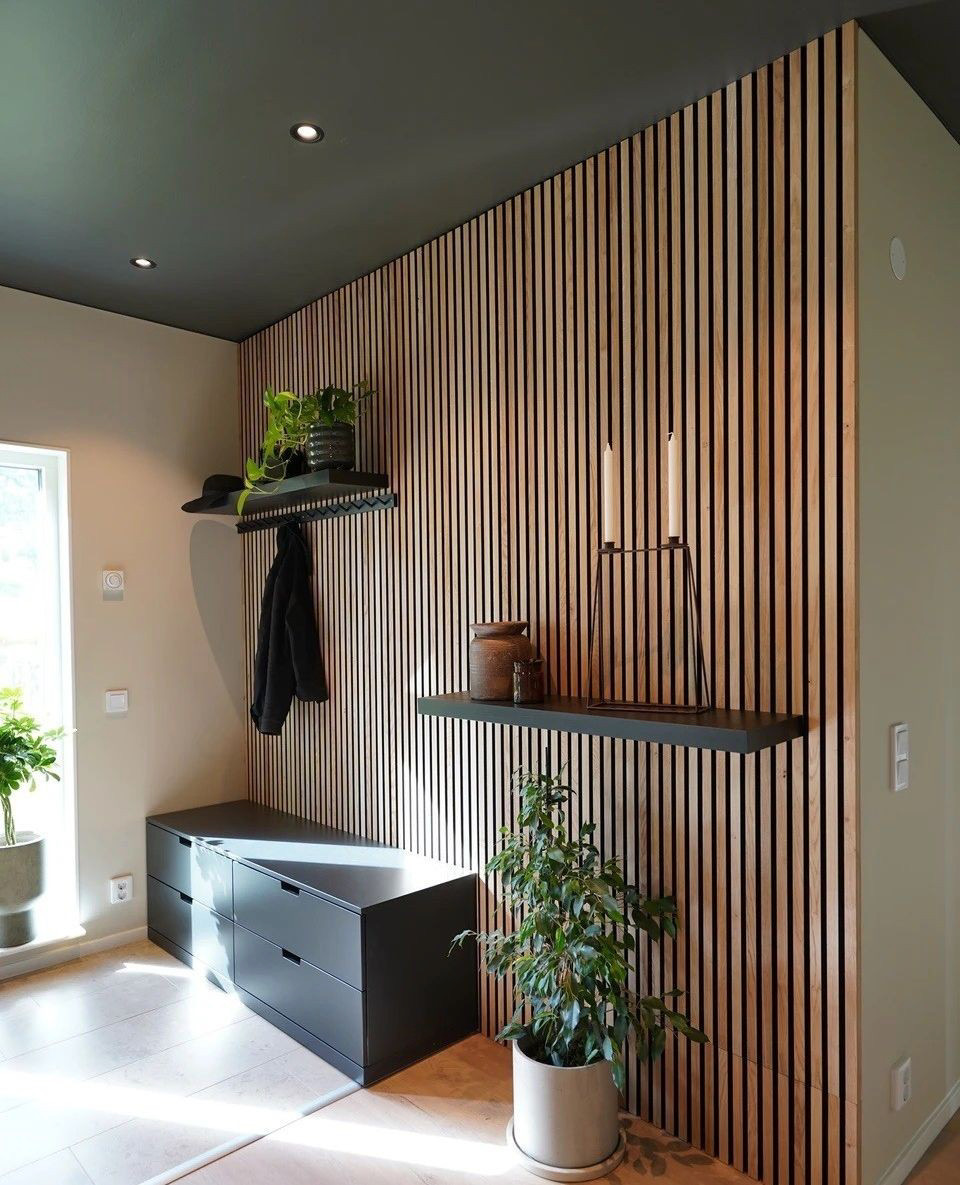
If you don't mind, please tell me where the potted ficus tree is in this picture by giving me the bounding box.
[0,689,63,947]
[238,381,373,512]
[454,768,706,1180]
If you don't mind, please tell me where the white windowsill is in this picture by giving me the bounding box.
[0,924,86,962]
[0,921,149,982]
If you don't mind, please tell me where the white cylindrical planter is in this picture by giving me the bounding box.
[509,1039,625,1181]
[0,833,45,947]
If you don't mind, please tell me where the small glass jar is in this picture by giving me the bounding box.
[513,658,546,704]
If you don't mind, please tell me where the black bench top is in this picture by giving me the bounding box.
[147,799,474,914]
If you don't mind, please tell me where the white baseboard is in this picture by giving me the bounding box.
[0,924,148,981]
[876,1078,960,1185]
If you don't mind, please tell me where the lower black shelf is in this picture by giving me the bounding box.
[417,692,805,754]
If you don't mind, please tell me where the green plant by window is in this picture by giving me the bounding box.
[0,689,63,848]
[453,768,706,1090]
[238,381,373,512]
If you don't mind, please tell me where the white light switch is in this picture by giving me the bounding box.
[105,689,128,715]
[891,723,909,792]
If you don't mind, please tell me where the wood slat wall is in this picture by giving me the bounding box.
[238,25,857,1184]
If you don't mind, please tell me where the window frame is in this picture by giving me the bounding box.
[0,440,78,937]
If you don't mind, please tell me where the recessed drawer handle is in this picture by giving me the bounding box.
[281,949,301,966]
[178,837,192,848]
[280,881,300,896]
[179,891,193,904]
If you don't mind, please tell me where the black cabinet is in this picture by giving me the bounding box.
[146,800,478,1085]
[235,926,365,1064]
[233,861,362,988]
[146,876,234,981]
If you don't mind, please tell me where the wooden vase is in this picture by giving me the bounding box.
[469,621,533,701]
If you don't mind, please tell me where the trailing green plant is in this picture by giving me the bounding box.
[453,768,706,1089]
[238,380,373,512]
[0,689,63,848]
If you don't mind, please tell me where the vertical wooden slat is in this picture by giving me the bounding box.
[236,26,858,1184]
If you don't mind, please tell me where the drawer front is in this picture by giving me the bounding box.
[234,924,364,1065]
[233,861,362,988]
[147,823,233,917]
[147,875,234,980]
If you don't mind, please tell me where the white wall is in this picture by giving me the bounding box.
[857,31,960,1185]
[0,285,244,953]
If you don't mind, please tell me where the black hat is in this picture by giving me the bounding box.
[181,474,243,514]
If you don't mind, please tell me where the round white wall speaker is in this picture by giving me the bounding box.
[890,236,907,281]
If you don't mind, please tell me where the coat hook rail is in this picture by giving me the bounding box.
[235,492,397,535]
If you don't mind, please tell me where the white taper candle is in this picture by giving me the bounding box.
[602,443,618,547]
[667,431,680,540]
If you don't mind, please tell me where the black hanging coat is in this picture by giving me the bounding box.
[251,522,328,734]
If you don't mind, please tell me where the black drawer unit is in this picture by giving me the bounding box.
[146,875,234,982]
[146,823,233,917]
[235,925,364,1064]
[146,800,478,1085]
[233,861,362,988]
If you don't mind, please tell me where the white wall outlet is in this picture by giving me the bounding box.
[102,569,125,601]
[891,1056,912,1111]
[109,874,133,905]
[890,722,909,792]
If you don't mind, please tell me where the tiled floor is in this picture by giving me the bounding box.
[0,939,356,1185]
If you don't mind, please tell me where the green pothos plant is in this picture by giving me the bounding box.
[238,381,373,512]
[0,689,63,848]
[453,768,706,1090]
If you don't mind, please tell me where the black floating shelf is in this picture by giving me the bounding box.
[182,470,396,533]
[417,692,805,755]
[182,469,390,517]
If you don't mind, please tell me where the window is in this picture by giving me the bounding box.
[0,443,76,940]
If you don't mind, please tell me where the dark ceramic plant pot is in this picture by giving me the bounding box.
[306,424,355,471]
[469,622,533,701]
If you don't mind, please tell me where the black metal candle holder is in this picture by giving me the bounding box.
[586,540,712,714]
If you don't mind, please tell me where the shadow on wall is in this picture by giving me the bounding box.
[189,519,246,723]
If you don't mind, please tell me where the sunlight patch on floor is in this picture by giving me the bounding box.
[118,960,197,980]
[0,1069,301,1134]
[271,1114,518,1175]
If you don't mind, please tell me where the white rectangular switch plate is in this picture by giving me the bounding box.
[105,689,128,715]
[890,723,909,792]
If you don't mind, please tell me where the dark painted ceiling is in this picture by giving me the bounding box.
[0,0,945,341]
[860,1,960,142]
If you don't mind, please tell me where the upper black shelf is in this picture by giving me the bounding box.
[182,469,390,517]
[417,692,805,755]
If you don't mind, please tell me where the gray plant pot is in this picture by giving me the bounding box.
[306,424,355,471]
[0,832,44,947]
[508,1039,625,1180]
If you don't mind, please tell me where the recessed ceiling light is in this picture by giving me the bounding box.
[290,122,324,143]
[130,257,156,269]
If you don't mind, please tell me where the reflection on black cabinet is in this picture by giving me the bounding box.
[145,800,478,1085]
